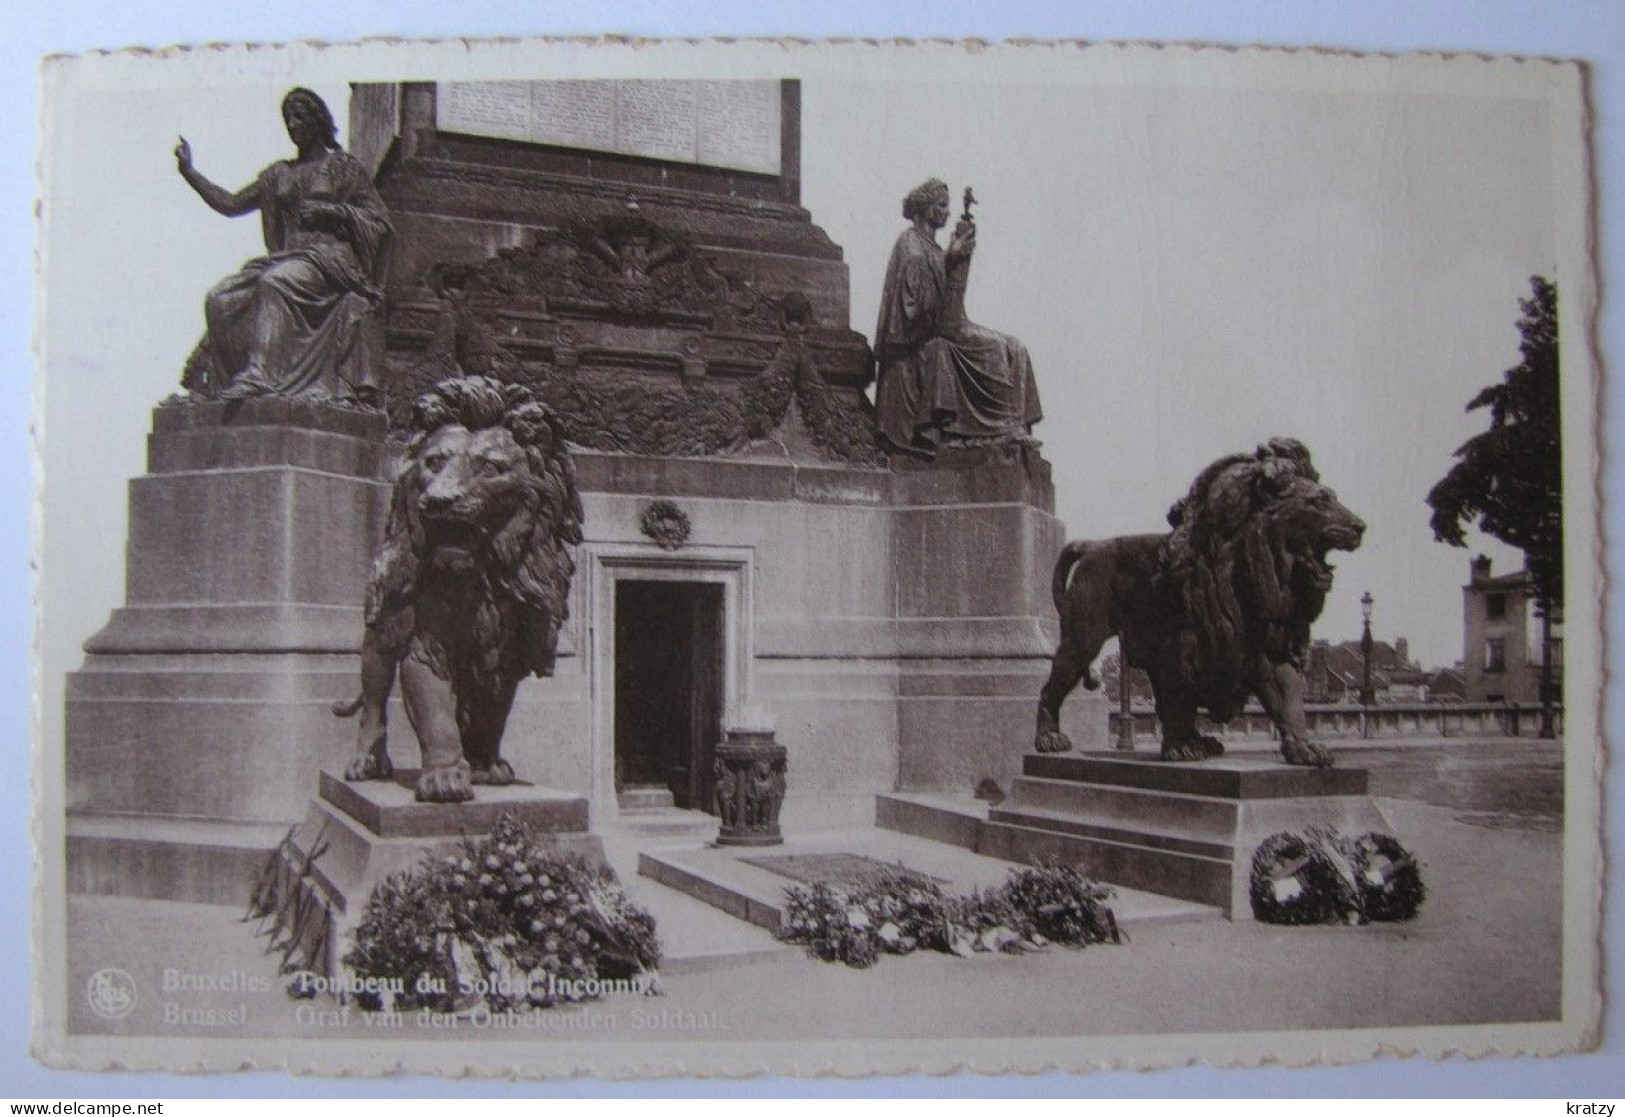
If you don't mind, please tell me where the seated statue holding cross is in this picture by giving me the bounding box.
[873,178,1042,458]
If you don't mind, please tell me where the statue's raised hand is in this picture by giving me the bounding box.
[174,136,194,174]
[946,218,976,263]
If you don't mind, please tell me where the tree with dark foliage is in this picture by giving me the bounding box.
[1426,276,1561,735]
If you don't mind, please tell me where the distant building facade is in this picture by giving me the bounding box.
[1304,555,1560,707]
[1306,636,1428,704]
[1424,666,1468,702]
[1461,555,1558,703]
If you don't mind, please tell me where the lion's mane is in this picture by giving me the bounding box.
[365,376,584,685]
[1038,438,1362,764]
[1157,438,1333,718]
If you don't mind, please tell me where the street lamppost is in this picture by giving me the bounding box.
[1359,591,1375,738]
[1116,662,1134,751]
[1536,599,1558,740]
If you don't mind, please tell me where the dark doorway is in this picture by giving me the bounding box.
[613,580,725,812]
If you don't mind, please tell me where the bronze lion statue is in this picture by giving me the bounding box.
[336,376,584,802]
[1034,438,1364,767]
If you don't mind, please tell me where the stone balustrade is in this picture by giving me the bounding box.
[1109,701,1564,745]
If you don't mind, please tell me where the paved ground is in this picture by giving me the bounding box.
[1341,740,1565,824]
[61,738,1568,1045]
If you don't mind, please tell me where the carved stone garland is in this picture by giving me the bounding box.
[385,205,885,466]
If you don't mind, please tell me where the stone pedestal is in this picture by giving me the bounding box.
[263,771,604,980]
[983,752,1394,920]
[892,445,1111,798]
[66,399,391,905]
[712,730,786,847]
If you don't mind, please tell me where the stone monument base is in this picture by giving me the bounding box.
[881,751,1395,921]
[258,770,603,980]
[66,398,391,905]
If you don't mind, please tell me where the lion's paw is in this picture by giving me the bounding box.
[344,748,393,782]
[470,759,515,786]
[1280,737,1333,768]
[1161,737,1220,763]
[1034,730,1074,754]
[415,762,474,802]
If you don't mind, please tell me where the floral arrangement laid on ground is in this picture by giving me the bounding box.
[1249,826,1426,926]
[780,863,1121,968]
[342,815,661,1012]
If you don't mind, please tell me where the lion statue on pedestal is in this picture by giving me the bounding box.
[336,376,584,802]
[1035,438,1365,767]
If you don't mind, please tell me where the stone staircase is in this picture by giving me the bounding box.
[878,751,1394,919]
[612,786,719,842]
[637,827,1218,935]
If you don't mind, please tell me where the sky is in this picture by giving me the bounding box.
[34,45,1586,719]
[802,77,1565,671]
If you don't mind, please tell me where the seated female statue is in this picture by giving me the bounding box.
[873,178,1042,457]
[175,87,391,401]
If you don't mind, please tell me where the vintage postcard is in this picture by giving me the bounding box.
[32,38,1601,1076]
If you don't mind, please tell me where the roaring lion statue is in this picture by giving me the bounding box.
[336,375,584,802]
[1034,439,1365,767]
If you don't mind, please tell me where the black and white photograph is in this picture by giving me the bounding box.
[29,36,1602,1079]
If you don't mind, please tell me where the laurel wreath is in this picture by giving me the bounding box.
[1249,826,1425,926]
[639,500,692,550]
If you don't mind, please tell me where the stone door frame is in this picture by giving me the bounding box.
[585,542,754,823]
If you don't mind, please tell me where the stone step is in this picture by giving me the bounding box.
[66,812,289,907]
[873,792,988,851]
[640,849,786,933]
[1002,776,1240,844]
[977,818,1233,910]
[599,834,801,975]
[609,808,719,841]
[987,802,1233,860]
[617,786,676,812]
[318,770,588,838]
[876,793,1232,910]
[640,827,1221,936]
[877,784,1394,920]
[1024,751,1369,798]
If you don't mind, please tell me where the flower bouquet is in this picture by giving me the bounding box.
[343,814,661,1012]
[781,862,1120,969]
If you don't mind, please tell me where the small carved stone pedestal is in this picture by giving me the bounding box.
[712,730,787,847]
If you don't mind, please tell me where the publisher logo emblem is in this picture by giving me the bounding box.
[87,968,137,1019]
